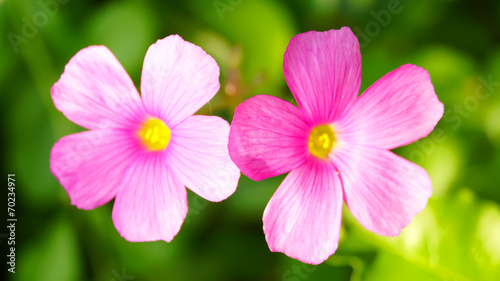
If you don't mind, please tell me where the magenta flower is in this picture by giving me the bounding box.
[228,27,444,264]
[50,35,240,242]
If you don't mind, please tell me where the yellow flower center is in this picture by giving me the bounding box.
[308,124,336,159]
[138,118,171,151]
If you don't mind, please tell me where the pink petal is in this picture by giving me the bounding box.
[333,144,432,236]
[336,64,444,150]
[51,46,145,130]
[263,159,343,264]
[167,115,240,202]
[112,153,188,242]
[228,95,310,181]
[141,35,220,127]
[283,27,361,124]
[50,129,141,210]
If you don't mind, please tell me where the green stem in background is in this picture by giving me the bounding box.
[7,0,61,140]
[326,255,365,281]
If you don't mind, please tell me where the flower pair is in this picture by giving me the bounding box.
[51,27,443,264]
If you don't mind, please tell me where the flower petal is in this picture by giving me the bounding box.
[283,27,361,124]
[141,35,220,127]
[112,153,188,242]
[228,95,310,181]
[51,46,145,130]
[333,144,432,236]
[167,115,240,202]
[336,64,444,150]
[263,159,343,264]
[50,129,141,210]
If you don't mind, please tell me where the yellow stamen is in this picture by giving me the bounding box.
[308,124,336,159]
[138,118,171,151]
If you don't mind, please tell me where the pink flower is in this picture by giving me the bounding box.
[228,27,444,264]
[50,35,240,242]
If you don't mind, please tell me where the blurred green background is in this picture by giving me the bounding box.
[1,0,500,280]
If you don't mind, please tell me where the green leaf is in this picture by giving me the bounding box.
[343,189,500,281]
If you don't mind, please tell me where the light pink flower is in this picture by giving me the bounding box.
[228,27,444,264]
[50,35,240,242]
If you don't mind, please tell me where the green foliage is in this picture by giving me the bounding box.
[1,0,499,280]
